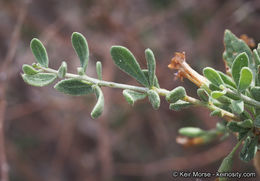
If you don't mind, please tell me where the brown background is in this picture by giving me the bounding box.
[1,0,260,180]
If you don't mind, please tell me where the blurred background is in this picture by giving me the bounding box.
[1,0,260,180]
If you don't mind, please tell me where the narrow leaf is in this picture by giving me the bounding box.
[211,90,226,99]
[203,67,224,86]
[122,89,146,106]
[142,69,160,88]
[169,100,191,111]
[57,61,67,78]
[253,49,260,66]
[22,64,39,75]
[217,71,236,88]
[110,46,149,87]
[231,52,249,85]
[71,32,89,71]
[30,38,49,67]
[91,85,104,119]
[22,73,56,87]
[230,100,244,114]
[145,48,156,87]
[96,61,102,80]
[197,88,209,102]
[178,127,205,138]
[54,78,93,96]
[147,90,160,110]
[166,86,186,103]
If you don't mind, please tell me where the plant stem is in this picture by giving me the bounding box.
[36,65,238,121]
[225,88,260,108]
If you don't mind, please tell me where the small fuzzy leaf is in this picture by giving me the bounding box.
[91,85,104,119]
[22,73,56,87]
[169,100,191,111]
[22,64,39,75]
[250,86,260,101]
[231,52,249,85]
[71,32,89,71]
[211,90,226,99]
[142,69,160,88]
[223,30,253,69]
[253,49,260,66]
[147,90,160,110]
[254,115,260,128]
[217,71,236,88]
[227,121,247,133]
[238,67,252,91]
[57,61,67,78]
[110,46,149,87]
[178,127,205,138]
[122,89,147,106]
[197,88,209,102]
[230,100,244,114]
[30,38,49,67]
[77,67,85,76]
[166,86,186,103]
[203,67,224,86]
[96,61,102,80]
[240,136,258,162]
[145,48,156,87]
[54,79,93,96]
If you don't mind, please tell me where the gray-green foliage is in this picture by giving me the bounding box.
[22,30,260,173]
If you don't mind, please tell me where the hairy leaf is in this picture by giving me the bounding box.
[178,127,205,138]
[169,100,192,111]
[238,67,252,91]
[123,89,147,106]
[230,100,244,114]
[57,61,67,78]
[30,38,49,67]
[96,61,102,80]
[54,79,93,96]
[231,52,249,85]
[22,64,39,75]
[166,86,186,103]
[91,85,104,119]
[71,32,89,71]
[147,90,160,110]
[217,71,236,88]
[110,46,149,87]
[22,73,56,87]
[240,136,258,162]
[203,67,224,87]
[145,48,156,87]
[250,86,260,101]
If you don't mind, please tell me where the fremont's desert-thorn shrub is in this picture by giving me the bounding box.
[22,30,260,180]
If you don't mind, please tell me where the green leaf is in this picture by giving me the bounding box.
[211,90,226,99]
[91,85,104,119]
[110,46,149,87]
[231,52,249,85]
[217,71,237,88]
[30,38,49,67]
[197,88,209,102]
[223,30,253,69]
[96,61,102,80]
[166,86,186,103]
[254,115,260,128]
[145,48,156,87]
[210,109,222,117]
[203,67,224,86]
[178,127,205,138]
[71,32,89,72]
[169,100,192,111]
[77,67,85,76]
[122,89,147,106]
[22,73,56,87]
[142,69,160,88]
[22,64,39,75]
[238,67,252,91]
[240,136,258,162]
[250,86,260,101]
[253,49,260,66]
[147,90,160,110]
[218,154,234,179]
[230,100,244,114]
[54,78,93,96]
[57,61,67,78]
